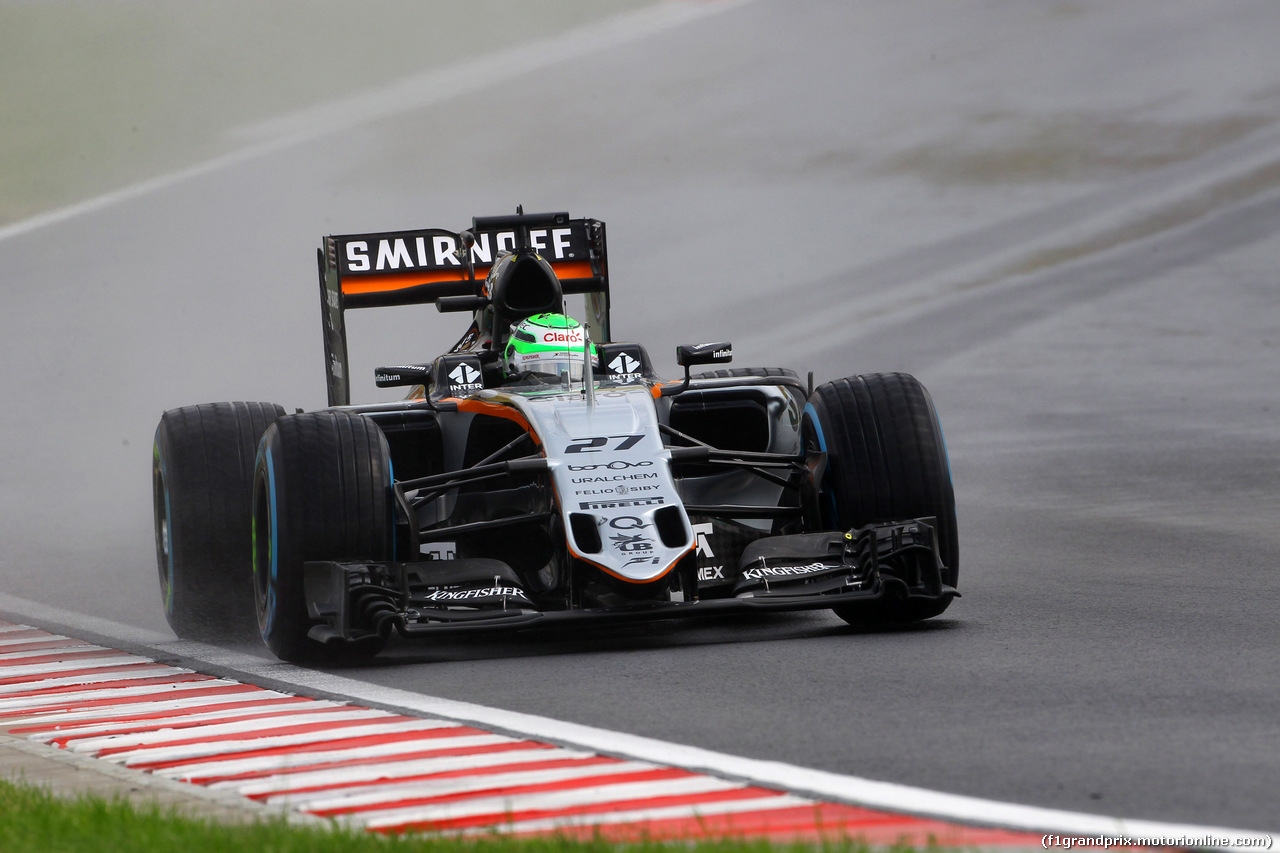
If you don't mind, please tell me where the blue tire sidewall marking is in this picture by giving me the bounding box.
[256,431,395,638]
[259,443,278,637]
[155,440,175,614]
[803,402,827,452]
[922,390,953,482]
[388,456,396,563]
[802,401,839,528]
[936,410,953,481]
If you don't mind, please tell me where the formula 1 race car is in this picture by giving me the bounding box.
[152,210,958,662]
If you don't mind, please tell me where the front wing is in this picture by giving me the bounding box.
[302,519,958,645]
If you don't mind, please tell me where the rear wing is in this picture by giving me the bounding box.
[318,211,610,406]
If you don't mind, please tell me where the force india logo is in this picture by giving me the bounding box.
[742,562,833,581]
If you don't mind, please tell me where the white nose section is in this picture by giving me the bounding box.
[518,387,692,582]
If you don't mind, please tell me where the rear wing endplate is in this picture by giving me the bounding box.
[318,212,609,406]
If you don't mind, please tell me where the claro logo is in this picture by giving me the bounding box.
[543,330,583,344]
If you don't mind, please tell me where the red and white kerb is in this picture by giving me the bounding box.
[0,621,1039,844]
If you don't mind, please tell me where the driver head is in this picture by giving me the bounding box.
[505,313,598,380]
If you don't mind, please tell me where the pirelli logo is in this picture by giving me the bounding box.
[579,497,665,511]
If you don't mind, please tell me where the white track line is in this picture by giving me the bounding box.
[0,0,747,244]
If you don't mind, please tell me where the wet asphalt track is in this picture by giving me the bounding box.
[2,0,1279,833]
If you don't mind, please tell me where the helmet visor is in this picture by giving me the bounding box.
[510,350,589,381]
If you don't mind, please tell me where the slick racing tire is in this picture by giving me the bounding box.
[803,373,957,623]
[253,411,394,663]
[691,367,799,381]
[152,402,286,641]
[691,366,807,408]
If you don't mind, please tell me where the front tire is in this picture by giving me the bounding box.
[252,411,394,663]
[152,402,286,641]
[803,373,957,622]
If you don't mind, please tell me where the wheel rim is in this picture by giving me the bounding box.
[152,443,174,612]
[252,467,274,634]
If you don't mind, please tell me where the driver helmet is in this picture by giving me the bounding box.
[505,313,598,380]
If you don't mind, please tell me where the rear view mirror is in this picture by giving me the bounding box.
[660,342,733,397]
[374,364,432,388]
[675,341,732,367]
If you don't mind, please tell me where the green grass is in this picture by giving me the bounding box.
[0,777,932,853]
[0,0,650,226]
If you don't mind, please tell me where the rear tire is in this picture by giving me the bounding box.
[802,373,957,622]
[252,411,394,663]
[691,367,799,381]
[152,402,286,641]
[690,367,807,403]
